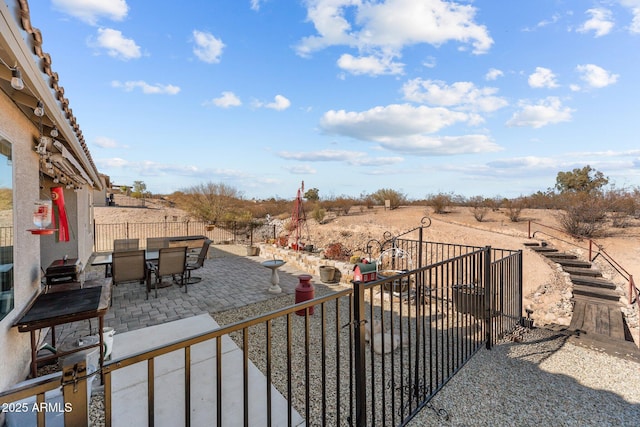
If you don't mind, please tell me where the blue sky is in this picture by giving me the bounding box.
[26,0,640,200]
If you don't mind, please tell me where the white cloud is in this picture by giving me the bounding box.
[255,95,291,111]
[632,10,640,33]
[402,79,508,113]
[95,28,141,60]
[576,64,619,88]
[296,0,493,76]
[422,56,437,68]
[380,134,501,155]
[485,68,503,81]
[319,104,501,155]
[192,30,225,63]
[506,97,574,128]
[577,8,614,37]
[93,136,121,149]
[534,14,561,29]
[209,91,242,108]
[528,67,559,89]
[321,104,471,138]
[279,149,364,162]
[278,149,404,166]
[250,0,264,11]
[288,164,317,174]
[618,1,640,33]
[486,156,561,171]
[111,80,181,95]
[52,0,128,25]
[337,54,404,76]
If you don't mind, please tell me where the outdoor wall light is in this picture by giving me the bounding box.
[34,101,45,117]
[11,67,24,90]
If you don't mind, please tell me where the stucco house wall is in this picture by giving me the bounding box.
[0,0,104,395]
[0,89,44,390]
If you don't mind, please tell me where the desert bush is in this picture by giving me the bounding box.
[557,193,608,237]
[312,205,326,224]
[323,196,355,216]
[324,242,351,261]
[503,198,525,222]
[468,196,489,222]
[605,188,638,227]
[370,188,407,210]
[472,206,489,222]
[427,192,452,214]
[359,191,375,209]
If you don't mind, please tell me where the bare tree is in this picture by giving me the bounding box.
[175,182,247,223]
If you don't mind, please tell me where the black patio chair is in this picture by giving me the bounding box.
[185,239,212,286]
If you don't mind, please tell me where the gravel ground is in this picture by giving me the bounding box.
[70,287,639,427]
[213,293,640,427]
[407,327,640,427]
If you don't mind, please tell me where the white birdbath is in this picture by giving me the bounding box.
[261,259,286,294]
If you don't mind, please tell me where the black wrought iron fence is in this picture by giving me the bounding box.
[1,245,522,426]
[93,220,276,252]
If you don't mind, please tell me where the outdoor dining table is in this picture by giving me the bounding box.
[91,250,159,277]
[13,278,111,378]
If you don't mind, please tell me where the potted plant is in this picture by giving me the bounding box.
[319,265,336,283]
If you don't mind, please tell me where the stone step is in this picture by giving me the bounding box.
[529,246,559,253]
[570,275,617,290]
[547,258,592,268]
[569,300,629,343]
[542,252,578,260]
[563,266,602,277]
[523,242,541,247]
[573,284,621,301]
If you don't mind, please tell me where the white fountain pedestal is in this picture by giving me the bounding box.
[261,260,286,294]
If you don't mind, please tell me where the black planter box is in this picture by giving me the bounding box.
[452,284,484,317]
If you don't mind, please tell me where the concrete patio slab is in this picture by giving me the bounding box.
[110,314,304,427]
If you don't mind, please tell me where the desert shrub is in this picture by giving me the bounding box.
[349,255,362,264]
[360,191,375,209]
[503,198,525,222]
[471,206,489,222]
[557,193,608,237]
[524,190,560,210]
[427,192,452,214]
[468,196,489,222]
[605,188,638,227]
[312,205,326,224]
[323,196,355,216]
[283,218,297,233]
[369,188,407,210]
[324,242,351,261]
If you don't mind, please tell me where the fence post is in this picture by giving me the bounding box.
[352,280,367,427]
[61,354,89,427]
[518,250,523,326]
[484,246,492,350]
